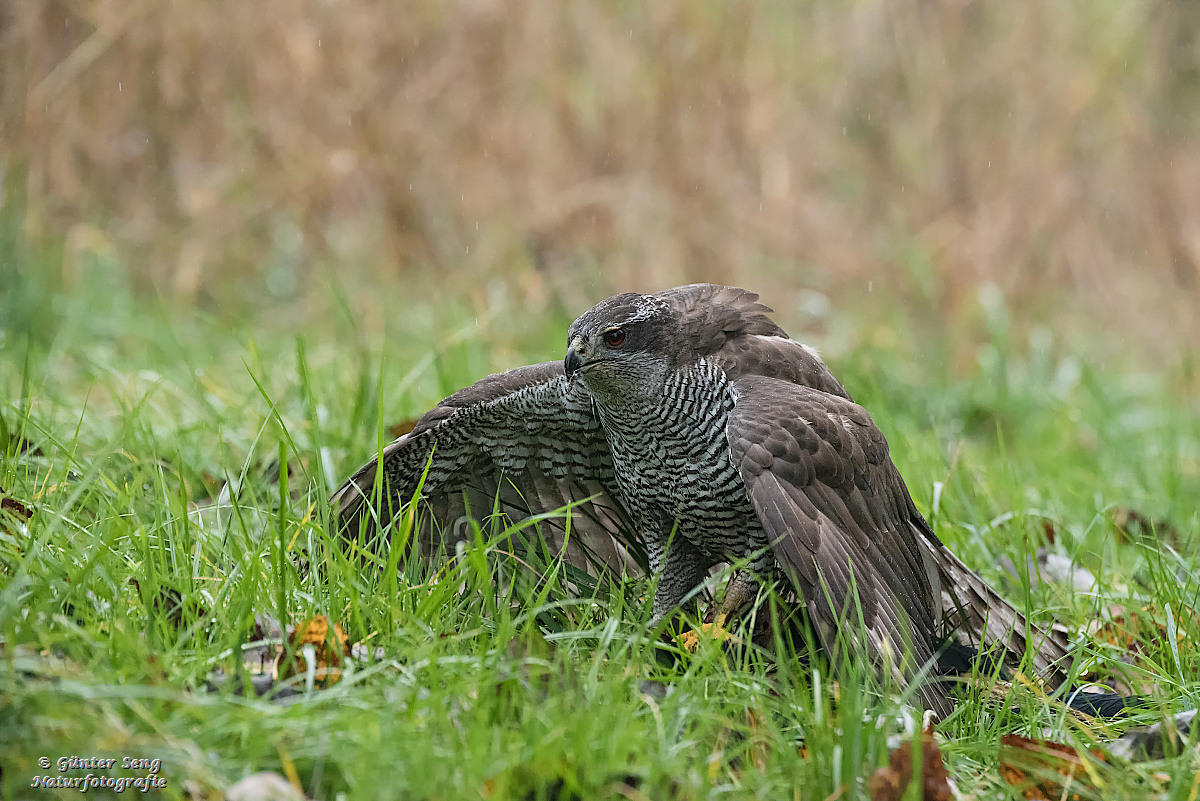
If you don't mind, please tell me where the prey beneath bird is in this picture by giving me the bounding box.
[332,284,1073,716]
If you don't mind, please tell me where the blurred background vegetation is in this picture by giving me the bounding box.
[4,0,1200,361]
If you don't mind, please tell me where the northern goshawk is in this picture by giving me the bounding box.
[332,284,1071,715]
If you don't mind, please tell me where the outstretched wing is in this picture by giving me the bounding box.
[725,374,948,712]
[332,362,639,576]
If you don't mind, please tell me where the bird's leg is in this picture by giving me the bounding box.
[649,531,711,622]
[680,569,761,652]
[712,569,761,622]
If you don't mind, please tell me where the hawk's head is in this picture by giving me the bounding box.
[564,292,676,404]
[564,284,785,405]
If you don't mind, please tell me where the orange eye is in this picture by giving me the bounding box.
[603,328,626,347]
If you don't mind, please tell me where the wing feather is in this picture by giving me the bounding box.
[727,375,948,713]
[706,306,1074,690]
[331,361,639,576]
[921,538,1072,688]
[725,368,1073,700]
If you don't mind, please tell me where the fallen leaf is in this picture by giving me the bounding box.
[1040,518,1058,545]
[0,490,32,523]
[1084,603,1197,684]
[279,614,348,688]
[999,734,1106,800]
[1110,507,1181,548]
[868,730,953,801]
[999,548,1097,593]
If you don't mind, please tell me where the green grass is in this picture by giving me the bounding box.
[2,252,1199,800]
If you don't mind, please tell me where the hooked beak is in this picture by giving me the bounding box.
[564,347,585,378]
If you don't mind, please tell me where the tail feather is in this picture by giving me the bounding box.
[1065,689,1149,718]
[919,535,1073,691]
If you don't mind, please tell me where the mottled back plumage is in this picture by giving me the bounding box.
[333,283,1072,715]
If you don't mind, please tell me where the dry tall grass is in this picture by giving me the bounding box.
[4,1,1200,351]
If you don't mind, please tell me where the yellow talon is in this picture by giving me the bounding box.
[679,615,735,653]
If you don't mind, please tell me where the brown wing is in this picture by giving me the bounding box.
[332,362,639,577]
[714,335,852,400]
[656,284,787,352]
[726,374,949,714]
[714,326,1072,690]
[655,284,853,399]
